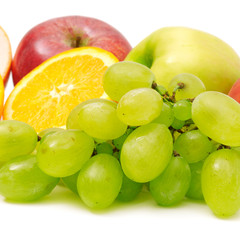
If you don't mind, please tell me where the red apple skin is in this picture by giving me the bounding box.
[228,79,240,103]
[12,16,132,85]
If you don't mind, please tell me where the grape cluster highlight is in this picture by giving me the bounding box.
[0,62,240,219]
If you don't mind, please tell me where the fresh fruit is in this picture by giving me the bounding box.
[192,91,240,146]
[186,160,204,200]
[125,27,240,93]
[67,98,127,140]
[172,99,192,121]
[113,128,134,150]
[121,123,173,183]
[0,155,59,201]
[117,88,163,126]
[150,156,191,206]
[0,76,3,116]
[167,73,206,101]
[117,174,143,202]
[4,47,118,132]
[202,149,240,217]
[173,130,213,163]
[0,120,38,164]
[96,142,113,155]
[77,154,123,209]
[62,171,79,195]
[103,61,155,101]
[228,78,240,103]
[12,16,131,85]
[151,102,174,127]
[0,26,12,85]
[37,130,94,177]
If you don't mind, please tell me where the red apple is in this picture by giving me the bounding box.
[12,16,132,85]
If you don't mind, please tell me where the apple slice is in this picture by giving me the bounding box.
[0,26,12,85]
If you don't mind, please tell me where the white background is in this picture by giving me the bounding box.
[1,0,240,239]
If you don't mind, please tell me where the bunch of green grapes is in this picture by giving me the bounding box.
[1,61,240,219]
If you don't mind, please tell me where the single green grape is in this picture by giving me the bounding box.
[168,73,206,100]
[113,128,134,150]
[0,155,59,201]
[121,123,173,183]
[117,88,163,126]
[150,156,191,206]
[62,171,80,195]
[0,120,38,164]
[77,154,123,209]
[96,142,113,155]
[103,61,156,102]
[173,99,192,121]
[37,129,94,177]
[152,102,174,127]
[192,91,240,146]
[173,130,212,163]
[202,149,240,217]
[186,160,204,200]
[117,174,143,202]
[171,118,185,130]
[67,98,127,140]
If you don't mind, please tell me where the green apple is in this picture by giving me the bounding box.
[125,27,240,93]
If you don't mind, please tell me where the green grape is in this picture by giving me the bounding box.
[38,127,65,138]
[168,73,206,101]
[150,156,191,206]
[96,142,113,155]
[171,118,185,130]
[0,155,59,201]
[113,128,134,150]
[66,103,83,130]
[62,171,79,195]
[117,174,143,202]
[121,123,173,183]
[37,130,94,177]
[202,149,240,217]
[152,102,174,127]
[186,160,204,200]
[192,91,240,146]
[173,99,192,121]
[103,61,155,102]
[173,130,212,163]
[117,88,163,126]
[77,154,123,209]
[0,120,38,164]
[67,98,127,140]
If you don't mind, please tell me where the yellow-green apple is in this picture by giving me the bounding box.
[125,27,240,93]
[12,16,131,85]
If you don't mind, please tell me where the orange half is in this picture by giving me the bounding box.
[4,47,118,132]
[0,26,12,85]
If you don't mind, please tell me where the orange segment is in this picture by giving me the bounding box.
[0,26,12,85]
[4,47,118,132]
[0,76,3,116]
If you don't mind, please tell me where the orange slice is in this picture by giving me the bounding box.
[0,26,12,85]
[4,47,118,132]
[0,76,4,116]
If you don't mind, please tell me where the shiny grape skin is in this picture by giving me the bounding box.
[0,120,38,164]
[192,91,240,146]
[121,123,173,183]
[37,130,94,177]
[103,61,155,102]
[117,88,163,126]
[0,155,59,201]
[77,154,123,209]
[202,149,240,217]
[150,156,191,206]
